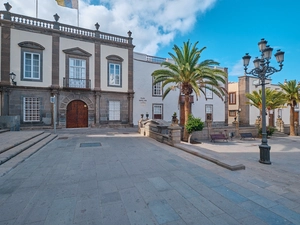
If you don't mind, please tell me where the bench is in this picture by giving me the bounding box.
[210,134,228,142]
[240,133,255,140]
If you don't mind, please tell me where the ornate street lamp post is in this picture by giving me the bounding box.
[242,38,284,164]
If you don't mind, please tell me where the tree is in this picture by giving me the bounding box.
[246,89,285,127]
[152,40,227,141]
[278,80,300,136]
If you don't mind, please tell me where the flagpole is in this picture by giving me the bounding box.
[36,0,38,18]
[77,0,79,27]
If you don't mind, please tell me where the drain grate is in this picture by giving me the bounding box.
[80,142,102,147]
[58,137,68,139]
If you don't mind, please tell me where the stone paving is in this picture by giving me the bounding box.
[0,127,300,224]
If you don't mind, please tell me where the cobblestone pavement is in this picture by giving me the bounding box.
[0,127,299,224]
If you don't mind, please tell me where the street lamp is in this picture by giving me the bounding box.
[9,72,17,86]
[242,38,284,164]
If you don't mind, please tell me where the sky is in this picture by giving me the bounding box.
[4,0,300,84]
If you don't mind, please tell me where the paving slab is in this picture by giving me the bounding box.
[0,127,299,225]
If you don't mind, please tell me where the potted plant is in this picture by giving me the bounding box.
[258,126,276,138]
[185,114,204,143]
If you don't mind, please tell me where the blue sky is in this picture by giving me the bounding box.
[155,0,300,84]
[8,0,300,84]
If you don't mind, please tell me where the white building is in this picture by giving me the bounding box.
[133,52,228,126]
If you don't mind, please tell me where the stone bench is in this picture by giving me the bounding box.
[210,134,228,142]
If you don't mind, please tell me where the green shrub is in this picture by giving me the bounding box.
[185,114,204,134]
[258,126,276,136]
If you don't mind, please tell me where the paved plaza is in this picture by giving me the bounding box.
[0,128,300,225]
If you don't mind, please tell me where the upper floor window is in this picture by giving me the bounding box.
[19,42,44,82]
[205,104,213,120]
[69,58,86,88]
[107,55,123,87]
[109,63,121,86]
[63,47,91,89]
[153,78,162,96]
[229,92,236,104]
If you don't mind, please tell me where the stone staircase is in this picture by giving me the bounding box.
[0,130,57,176]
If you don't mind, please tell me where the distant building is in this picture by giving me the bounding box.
[228,75,299,128]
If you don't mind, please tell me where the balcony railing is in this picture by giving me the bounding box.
[0,9,131,45]
[63,78,91,89]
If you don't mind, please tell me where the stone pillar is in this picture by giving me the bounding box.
[206,120,212,140]
[168,126,181,144]
[279,119,284,132]
[233,121,239,137]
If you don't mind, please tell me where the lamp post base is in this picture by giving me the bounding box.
[259,144,271,164]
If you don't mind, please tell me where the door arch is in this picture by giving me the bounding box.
[66,100,88,128]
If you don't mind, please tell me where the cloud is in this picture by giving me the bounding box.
[229,59,244,77]
[7,0,216,55]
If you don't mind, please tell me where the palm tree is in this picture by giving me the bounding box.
[152,41,227,141]
[278,80,300,136]
[246,89,285,127]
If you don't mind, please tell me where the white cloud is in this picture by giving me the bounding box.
[6,0,216,55]
[229,59,244,77]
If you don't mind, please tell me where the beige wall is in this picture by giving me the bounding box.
[10,29,52,87]
[59,38,95,88]
[228,82,239,124]
[101,45,128,92]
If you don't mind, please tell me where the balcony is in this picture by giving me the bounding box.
[63,78,91,89]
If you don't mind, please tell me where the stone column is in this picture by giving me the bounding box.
[206,120,212,140]
[233,121,239,137]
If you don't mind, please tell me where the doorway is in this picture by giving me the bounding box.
[66,100,88,128]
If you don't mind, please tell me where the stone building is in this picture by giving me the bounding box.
[0,3,134,129]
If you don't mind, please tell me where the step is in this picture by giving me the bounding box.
[0,133,51,165]
[0,134,57,176]
[0,131,45,154]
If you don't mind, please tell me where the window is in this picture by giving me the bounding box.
[229,110,236,117]
[205,85,213,99]
[153,104,163,119]
[107,55,123,87]
[153,78,162,96]
[23,97,40,122]
[205,104,213,120]
[109,101,120,120]
[109,63,121,86]
[229,92,236,104]
[24,52,40,79]
[63,48,91,89]
[19,42,44,82]
[69,58,86,88]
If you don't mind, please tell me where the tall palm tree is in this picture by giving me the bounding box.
[278,80,300,136]
[246,89,285,127]
[152,41,227,141]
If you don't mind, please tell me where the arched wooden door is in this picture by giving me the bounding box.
[66,100,88,128]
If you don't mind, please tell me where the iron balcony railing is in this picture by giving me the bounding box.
[63,77,91,89]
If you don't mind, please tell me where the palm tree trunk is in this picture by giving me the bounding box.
[290,106,295,136]
[183,94,190,141]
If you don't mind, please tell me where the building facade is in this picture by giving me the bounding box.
[133,52,228,126]
[228,75,299,128]
[0,4,134,129]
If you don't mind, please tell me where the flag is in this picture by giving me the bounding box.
[56,0,78,9]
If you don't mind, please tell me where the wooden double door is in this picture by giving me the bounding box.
[66,100,88,128]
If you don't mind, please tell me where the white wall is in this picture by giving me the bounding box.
[133,52,226,125]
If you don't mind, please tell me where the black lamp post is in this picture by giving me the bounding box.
[9,72,17,86]
[242,38,284,164]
